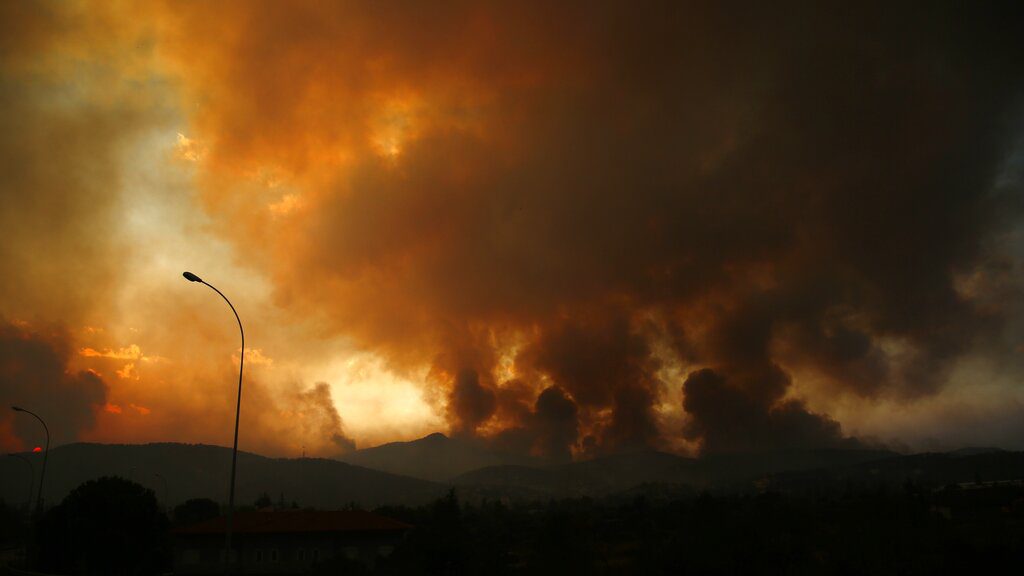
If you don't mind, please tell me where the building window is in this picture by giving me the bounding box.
[270,548,279,563]
[254,549,264,563]
[312,548,320,561]
[297,548,306,561]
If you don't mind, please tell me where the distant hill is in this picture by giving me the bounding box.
[340,432,540,482]
[5,442,1018,512]
[453,451,699,500]
[0,443,446,511]
[697,448,899,487]
[767,450,1024,494]
[946,446,1006,458]
[452,448,900,501]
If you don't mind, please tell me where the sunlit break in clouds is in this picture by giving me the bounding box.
[1,1,1023,460]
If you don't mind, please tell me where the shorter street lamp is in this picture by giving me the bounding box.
[11,406,48,516]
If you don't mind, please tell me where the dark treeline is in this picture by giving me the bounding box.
[1,479,1023,575]
[370,486,1024,575]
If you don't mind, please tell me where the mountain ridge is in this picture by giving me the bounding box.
[340,432,542,482]
[0,441,445,510]
[4,441,1021,510]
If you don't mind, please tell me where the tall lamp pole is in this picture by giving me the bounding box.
[11,407,48,517]
[182,271,244,574]
[6,453,34,512]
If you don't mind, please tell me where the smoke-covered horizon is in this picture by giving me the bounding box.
[2,1,1024,459]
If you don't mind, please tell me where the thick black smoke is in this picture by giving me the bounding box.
[491,385,580,463]
[0,320,108,447]
[294,382,356,455]
[169,0,1024,456]
[682,367,855,453]
[447,369,497,436]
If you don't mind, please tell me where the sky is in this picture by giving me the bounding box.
[1,0,1023,460]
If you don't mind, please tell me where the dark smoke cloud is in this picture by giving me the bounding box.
[518,313,662,454]
[0,320,108,449]
[531,387,579,462]
[293,382,356,456]
[492,385,579,462]
[682,367,854,453]
[447,369,496,436]
[163,0,1024,455]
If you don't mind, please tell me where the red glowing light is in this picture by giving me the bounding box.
[33,447,42,453]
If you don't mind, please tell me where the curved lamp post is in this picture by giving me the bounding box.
[183,271,244,573]
[11,407,48,516]
[6,453,34,512]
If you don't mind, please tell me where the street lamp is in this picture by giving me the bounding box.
[11,406,48,516]
[6,453,34,512]
[182,271,244,573]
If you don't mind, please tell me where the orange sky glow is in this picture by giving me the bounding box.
[2,1,1023,459]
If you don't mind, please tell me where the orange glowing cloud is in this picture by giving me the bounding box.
[153,0,1024,456]
[116,363,138,380]
[232,348,274,367]
[80,345,143,361]
[2,0,1023,459]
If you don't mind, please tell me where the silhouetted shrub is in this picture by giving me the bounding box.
[0,498,26,544]
[37,476,169,576]
[172,497,220,527]
[373,485,1024,575]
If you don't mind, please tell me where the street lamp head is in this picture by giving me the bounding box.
[11,406,23,412]
[183,271,203,283]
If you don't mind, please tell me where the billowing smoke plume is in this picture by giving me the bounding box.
[446,369,495,436]
[3,1,1021,457]
[0,320,109,449]
[152,0,1024,457]
[491,385,580,463]
[682,367,851,453]
[293,382,357,456]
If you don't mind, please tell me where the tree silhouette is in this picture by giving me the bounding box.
[0,499,26,546]
[172,497,220,527]
[254,491,273,508]
[37,476,169,576]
